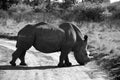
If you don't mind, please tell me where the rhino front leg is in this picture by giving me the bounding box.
[65,56,72,67]
[58,50,70,67]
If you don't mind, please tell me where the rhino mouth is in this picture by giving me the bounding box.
[74,52,90,65]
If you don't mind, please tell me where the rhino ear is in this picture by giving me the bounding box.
[84,35,88,42]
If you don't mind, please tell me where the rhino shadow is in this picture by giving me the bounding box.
[0,65,80,70]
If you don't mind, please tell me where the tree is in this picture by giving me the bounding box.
[46,0,51,9]
[34,0,39,6]
[83,0,104,3]
[8,0,19,5]
[70,0,76,4]
[64,0,76,4]
[0,0,20,10]
[24,0,30,5]
[61,0,75,9]
[0,0,8,10]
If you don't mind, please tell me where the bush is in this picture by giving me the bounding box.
[7,3,34,22]
[56,4,105,22]
[10,11,35,22]
[112,11,120,19]
[107,2,120,19]
[0,10,9,19]
[8,3,33,13]
[75,6,105,22]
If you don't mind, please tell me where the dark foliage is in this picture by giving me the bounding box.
[79,7,105,22]
[57,6,105,22]
[107,2,120,19]
[0,0,19,10]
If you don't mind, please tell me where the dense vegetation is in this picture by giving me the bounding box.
[0,0,109,22]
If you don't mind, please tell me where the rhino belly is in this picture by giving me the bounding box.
[33,41,60,53]
[33,30,64,53]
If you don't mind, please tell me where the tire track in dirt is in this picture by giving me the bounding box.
[0,39,108,80]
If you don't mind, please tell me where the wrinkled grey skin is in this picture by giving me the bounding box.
[10,22,90,67]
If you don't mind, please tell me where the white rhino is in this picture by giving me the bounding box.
[10,22,90,67]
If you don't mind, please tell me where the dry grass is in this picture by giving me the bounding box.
[0,45,13,64]
[77,21,120,80]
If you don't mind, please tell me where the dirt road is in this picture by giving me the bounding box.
[0,39,108,80]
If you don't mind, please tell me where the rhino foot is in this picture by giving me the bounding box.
[58,62,72,67]
[20,63,27,66]
[65,62,72,67]
[10,61,16,66]
[79,62,86,65]
[58,63,65,67]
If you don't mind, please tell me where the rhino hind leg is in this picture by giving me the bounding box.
[10,48,25,66]
[10,42,32,66]
[19,50,27,66]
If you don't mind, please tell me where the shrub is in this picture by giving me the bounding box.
[7,3,34,22]
[58,4,105,22]
[0,10,9,19]
[112,11,120,19]
[11,11,35,22]
[107,2,120,19]
[8,3,33,13]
